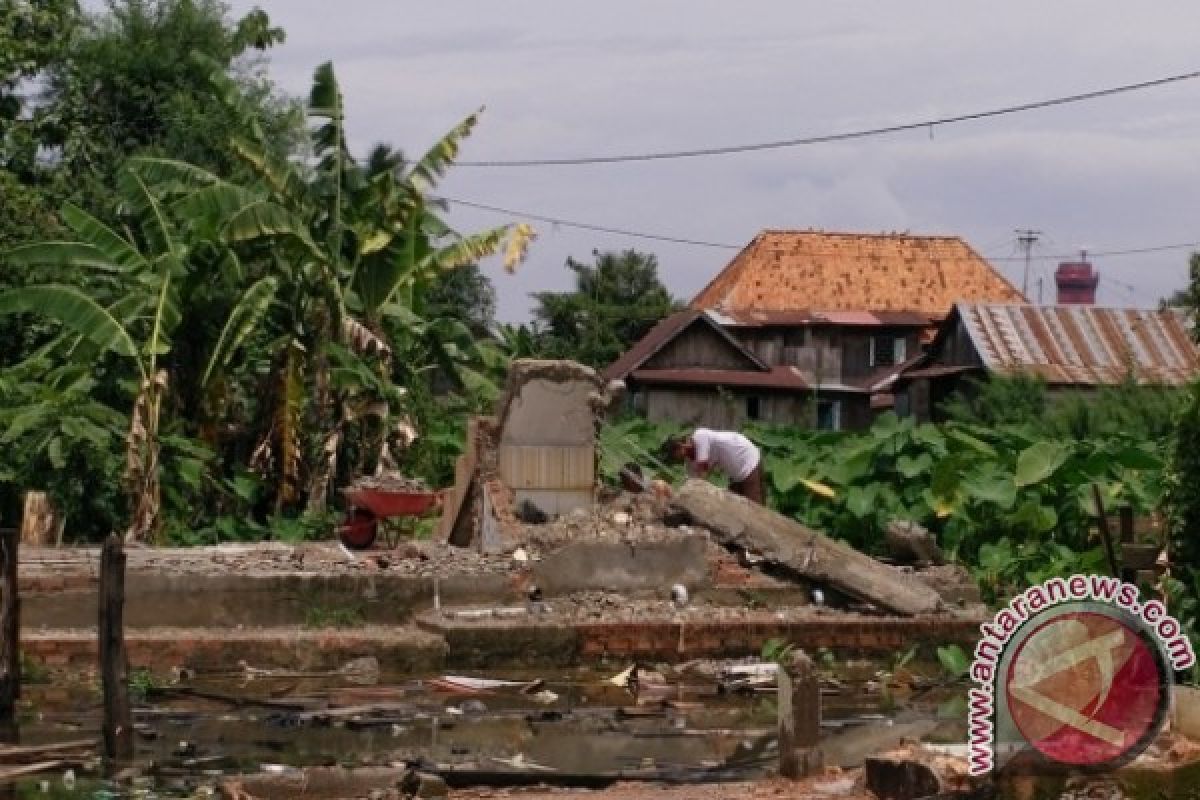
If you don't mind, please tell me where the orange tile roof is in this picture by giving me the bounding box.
[691,230,1026,316]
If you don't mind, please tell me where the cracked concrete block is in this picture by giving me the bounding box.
[494,360,602,516]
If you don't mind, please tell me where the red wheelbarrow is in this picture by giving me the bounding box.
[338,486,443,550]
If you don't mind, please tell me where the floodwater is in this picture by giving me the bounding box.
[3,660,966,798]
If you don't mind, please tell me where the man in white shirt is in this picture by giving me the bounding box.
[664,428,765,504]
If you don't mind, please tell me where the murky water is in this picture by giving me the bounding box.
[4,662,964,798]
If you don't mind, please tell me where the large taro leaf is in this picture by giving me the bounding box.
[1012,499,1058,533]
[961,464,1018,510]
[895,452,933,479]
[1014,441,1071,487]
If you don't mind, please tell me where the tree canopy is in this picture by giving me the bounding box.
[0,1,534,542]
[531,249,679,369]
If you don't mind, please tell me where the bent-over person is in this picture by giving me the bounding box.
[664,428,765,504]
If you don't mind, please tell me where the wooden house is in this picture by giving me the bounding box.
[895,303,1200,422]
[603,230,1025,430]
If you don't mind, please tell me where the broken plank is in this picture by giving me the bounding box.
[0,759,73,785]
[0,739,94,764]
[289,702,412,723]
[673,480,944,616]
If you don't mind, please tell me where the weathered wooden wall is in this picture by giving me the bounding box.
[641,386,868,430]
[645,325,754,370]
[731,326,920,384]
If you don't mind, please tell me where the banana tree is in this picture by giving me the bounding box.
[131,57,533,511]
[0,172,184,542]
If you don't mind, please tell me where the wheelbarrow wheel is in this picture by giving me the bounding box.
[338,509,378,550]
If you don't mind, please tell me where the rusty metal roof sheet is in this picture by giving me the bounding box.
[715,309,934,328]
[691,230,1026,315]
[955,304,1200,386]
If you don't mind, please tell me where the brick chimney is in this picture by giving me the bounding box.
[1055,252,1098,305]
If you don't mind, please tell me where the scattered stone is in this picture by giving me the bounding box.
[339,656,381,686]
[459,699,488,715]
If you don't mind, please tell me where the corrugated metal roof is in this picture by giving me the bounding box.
[717,309,933,327]
[955,304,1200,386]
[691,230,1026,316]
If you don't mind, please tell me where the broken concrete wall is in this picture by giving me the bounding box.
[530,534,709,596]
[496,360,606,516]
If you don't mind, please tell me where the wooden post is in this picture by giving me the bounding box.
[99,534,132,762]
[1119,506,1135,544]
[0,528,18,723]
[778,651,822,779]
[1091,485,1120,578]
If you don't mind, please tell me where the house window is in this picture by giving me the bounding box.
[817,399,841,431]
[746,396,762,421]
[870,334,905,367]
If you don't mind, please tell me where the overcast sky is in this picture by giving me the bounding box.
[218,1,1200,321]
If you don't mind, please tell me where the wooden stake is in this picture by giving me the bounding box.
[98,534,132,763]
[0,529,18,723]
[1091,485,1121,578]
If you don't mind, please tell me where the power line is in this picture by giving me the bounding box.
[434,195,742,250]
[991,240,1200,262]
[440,194,1200,265]
[456,68,1200,167]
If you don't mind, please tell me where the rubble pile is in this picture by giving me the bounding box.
[518,494,687,551]
[351,472,430,492]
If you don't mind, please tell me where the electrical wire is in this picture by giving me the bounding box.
[439,194,1200,265]
[434,195,742,250]
[456,69,1200,167]
[991,241,1200,262]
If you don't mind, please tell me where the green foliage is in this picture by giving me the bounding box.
[305,603,365,629]
[128,667,159,702]
[936,644,970,680]
[0,10,531,543]
[1164,382,1200,681]
[604,410,1168,600]
[532,249,680,369]
[426,264,497,337]
[40,0,297,205]
[0,360,127,539]
[20,650,49,685]
[943,373,1184,440]
[598,416,685,486]
[761,637,795,665]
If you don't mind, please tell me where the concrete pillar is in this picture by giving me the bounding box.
[778,650,822,779]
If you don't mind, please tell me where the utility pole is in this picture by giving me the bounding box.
[1016,229,1042,300]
